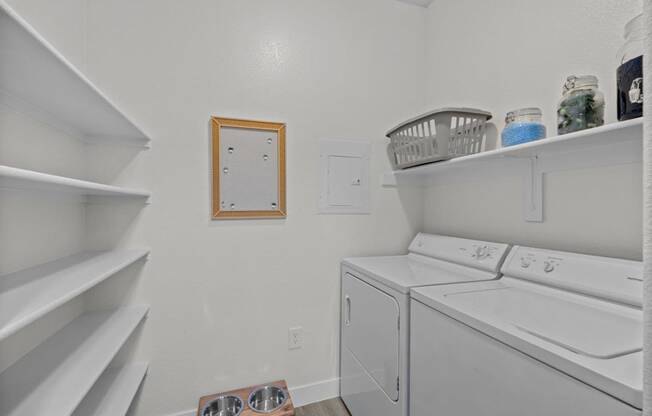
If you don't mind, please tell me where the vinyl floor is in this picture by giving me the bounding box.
[295,398,351,416]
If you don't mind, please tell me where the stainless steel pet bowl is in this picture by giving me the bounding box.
[201,395,244,416]
[247,385,288,413]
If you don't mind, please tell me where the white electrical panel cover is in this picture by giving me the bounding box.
[319,139,371,214]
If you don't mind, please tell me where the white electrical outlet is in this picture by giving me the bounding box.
[288,327,303,350]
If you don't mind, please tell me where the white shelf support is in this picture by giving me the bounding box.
[523,156,543,223]
[519,135,642,223]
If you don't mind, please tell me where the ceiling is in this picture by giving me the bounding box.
[395,0,434,7]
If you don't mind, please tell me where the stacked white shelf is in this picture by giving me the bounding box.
[0,0,152,414]
[0,249,150,341]
[72,362,150,416]
[0,306,149,416]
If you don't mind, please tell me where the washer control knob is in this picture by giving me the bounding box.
[544,261,555,273]
[520,257,531,268]
[474,245,489,260]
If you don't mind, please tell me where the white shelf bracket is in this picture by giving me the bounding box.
[524,156,543,222]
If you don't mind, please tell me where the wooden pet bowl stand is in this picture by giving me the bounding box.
[197,379,295,416]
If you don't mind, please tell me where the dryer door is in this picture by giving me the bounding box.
[342,272,400,401]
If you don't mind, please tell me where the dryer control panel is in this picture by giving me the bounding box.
[516,251,563,273]
[408,233,510,273]
[502,246,643,307]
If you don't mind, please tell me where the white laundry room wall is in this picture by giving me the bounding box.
[2,0,427,415]
[4,0,87,69]
[421,0,643,260]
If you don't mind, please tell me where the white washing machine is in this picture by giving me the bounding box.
[339,233,510,416]
[410,245,643,416]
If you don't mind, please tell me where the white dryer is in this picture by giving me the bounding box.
[340,233,510,416]
[410,245,643,416]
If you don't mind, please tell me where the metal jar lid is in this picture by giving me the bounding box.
[505,107,542,123]
[563,75,599,94]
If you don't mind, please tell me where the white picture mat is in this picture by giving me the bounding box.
[219,127,279,211]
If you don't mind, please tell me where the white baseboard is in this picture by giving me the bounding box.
[289,377,340,407]
[165,378,340,416]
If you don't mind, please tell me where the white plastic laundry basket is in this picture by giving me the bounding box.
[386,108,492,169]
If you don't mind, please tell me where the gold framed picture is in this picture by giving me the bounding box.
[211,117,286,219]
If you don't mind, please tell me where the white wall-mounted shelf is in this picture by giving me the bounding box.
[382,119,642,186]
[72,362,148,416]
[0,1,151,147]
[0,249,150,341]
[383,119,643,222]
[0,165,151,199]
[0,305,149,416]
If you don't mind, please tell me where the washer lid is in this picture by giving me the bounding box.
[445,284,641,358]
[412,278,643,409]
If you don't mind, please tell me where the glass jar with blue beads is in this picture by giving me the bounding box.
[501,107,546,147]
